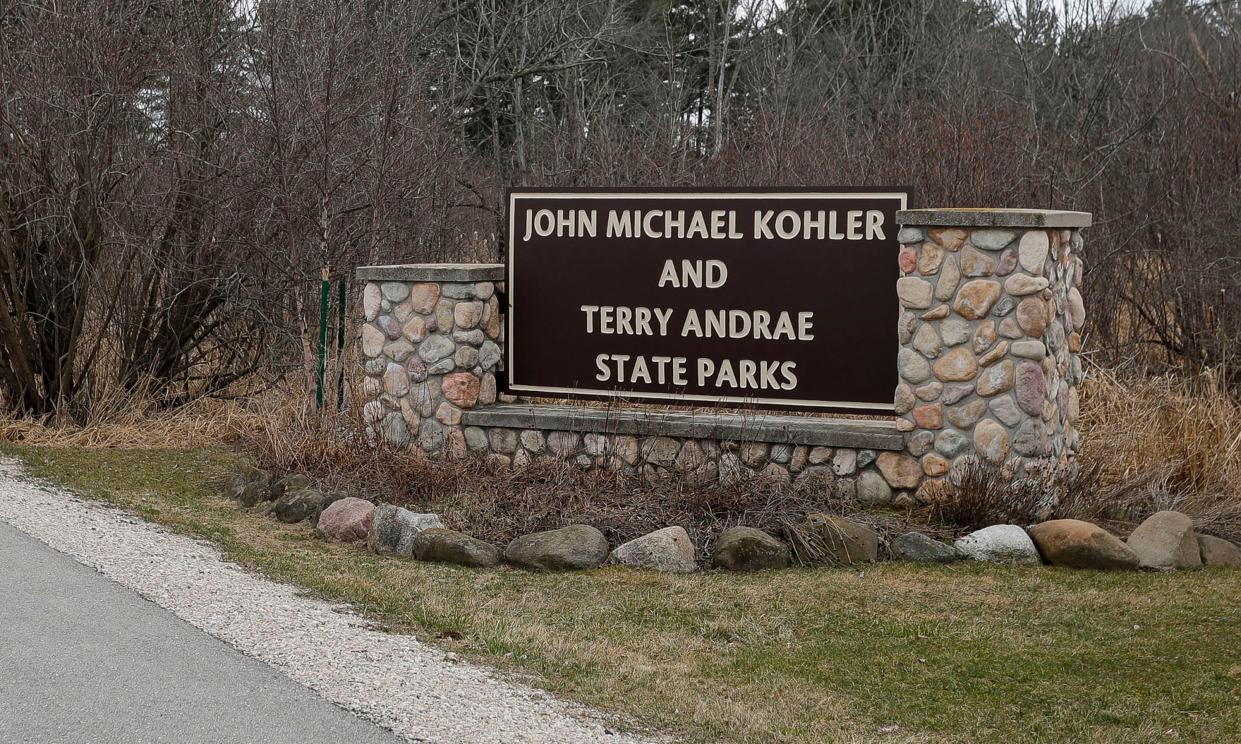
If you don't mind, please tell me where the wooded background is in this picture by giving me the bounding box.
[1,0,1238,417]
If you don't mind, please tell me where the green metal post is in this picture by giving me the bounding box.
[336,276,347,409]
[315,267,329,410]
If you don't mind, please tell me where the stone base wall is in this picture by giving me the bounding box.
[457,426,911,503]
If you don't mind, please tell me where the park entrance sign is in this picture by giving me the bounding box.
[506,190,907,412]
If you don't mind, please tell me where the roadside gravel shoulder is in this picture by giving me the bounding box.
[0,458,657,744]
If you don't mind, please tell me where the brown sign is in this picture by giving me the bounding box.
[506,190,906,413]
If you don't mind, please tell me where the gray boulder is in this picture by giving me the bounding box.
[953,525,1041,564]
[367,505,446,556]
[228,465,271,506]
[1197,534,1241,567]
[411,528,501,567]
[1126,511,1202,570]
[712,527,790,571]
[800,513,878,565]
[269,473,313,502]
[891,532,957,563]
[503,525,609,570]
[236,480,271,507]
[272,488,329,523]
[609,526,696,573]
[1027,519,1139,570]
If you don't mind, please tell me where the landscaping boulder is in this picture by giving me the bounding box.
[228,465,271,506]
[272,488,328,523]
[269,473,312,502]
[953,525,1041,564]
[1027,519,1139,570]
[1197,534,1241,567]
[411,528,501,567]
[367,505,445,556]
[1126,510,1202,570]
[236,478,272,507]
[800,513,878,565]
[503,525,609,570]
[609,526,696,573]
[712,527,790,571]
[891,532,957,563]
[316,497,375,543]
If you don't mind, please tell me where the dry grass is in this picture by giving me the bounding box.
[0,393,263,449]
[1072,363,1241,540]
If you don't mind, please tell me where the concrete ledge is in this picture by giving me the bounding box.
[356,263,506,283]
[461,404,903,450]
[897,208,1092,229]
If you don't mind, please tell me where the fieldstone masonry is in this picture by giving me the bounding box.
[358,264,505,458]
[894,208,1090,495]
[356,207,1088,502]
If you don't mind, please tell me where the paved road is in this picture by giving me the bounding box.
[0,521,407,744]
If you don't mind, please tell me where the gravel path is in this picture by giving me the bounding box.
[0,459,657,744]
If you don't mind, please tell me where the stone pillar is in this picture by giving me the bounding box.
[356,264,505,457]
[893,209,1090,494]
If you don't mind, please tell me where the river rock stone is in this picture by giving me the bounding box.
[855,470,893,504]
[712,527,791,571]
[1126,511,1202,570]
[913,323,942,357]
[1018,230,1050,273]
[367,505,445,556]
[972,419,1010,464]
[1197,534,1241,567]
[976,360,1014,396]
[418,334,455,363]
[1011,340,1046,359]
[410,282,440,313]
[802,514,878,565]
[929,227,967,251]
[953,280,1002,320]
[363,284,382,320]
[316,497,375,543]
[918,243,944,274]
[380,281,409,303]
[1027,519,1139,570]
[935,255,961,301]
[412,528,501,567]
[897,277,934,309]
[1015,361,1047,416]
[504,525,609,570]
[947,399,987,429]
[1068,287,1086,330]
[609,526,696,572]
[442,372,481,408]
[898,348,931,384]
[954,525,1041,564]
[1004,273,1049,296]
[932,347,977,382]
[971,228,1015,250]
[959,246,995,277]
[877,452,921,489]
[1016,297,1049,337]
[453,301,484,329]
[891,532,958,563]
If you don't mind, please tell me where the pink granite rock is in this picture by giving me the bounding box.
[317,497,375,543]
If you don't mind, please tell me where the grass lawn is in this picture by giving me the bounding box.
[4,444,1240,743]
